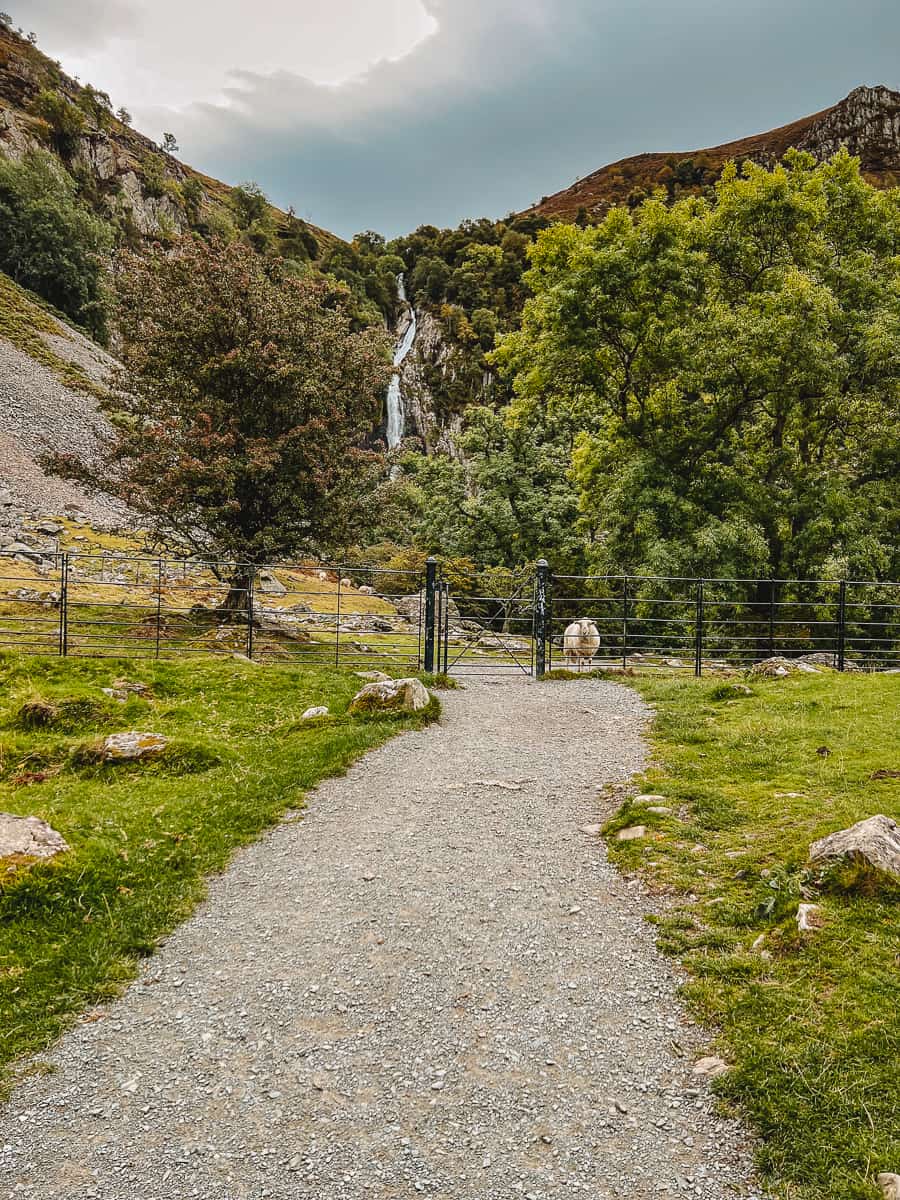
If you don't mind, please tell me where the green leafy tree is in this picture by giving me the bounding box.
[394,406,586,572]
[0,150,113,338]
[495,150,900,582]
[48,238,394,601]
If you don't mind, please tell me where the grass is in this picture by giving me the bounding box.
[605,671,899,1200]
[0,272,108,398]
[0,651,439,1094]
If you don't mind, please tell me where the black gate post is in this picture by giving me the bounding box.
[155,557,163,659]
[535,559,550,679]
[246,568,255,661]
[837,579,847,672]
[622,576,629,670]
[423,557,437,672]
[694,579,705,678]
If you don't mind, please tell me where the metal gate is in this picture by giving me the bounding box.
[429,560,539,677]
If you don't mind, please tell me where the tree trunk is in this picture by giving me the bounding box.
[218,568,255,617]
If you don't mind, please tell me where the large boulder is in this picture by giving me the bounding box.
[257,570,287,596]
[809,815,900,881]
[349,678,431,715]
[0,814,69,866]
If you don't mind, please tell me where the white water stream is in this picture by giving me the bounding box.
[386,274,417,450]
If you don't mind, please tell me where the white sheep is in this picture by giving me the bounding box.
[563,619,601,672]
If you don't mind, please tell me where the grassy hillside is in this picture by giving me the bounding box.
[607,672,899,1200]
[0,651,438,1094]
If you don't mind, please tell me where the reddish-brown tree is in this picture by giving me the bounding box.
[50,237,392,603]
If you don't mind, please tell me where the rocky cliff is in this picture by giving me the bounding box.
[395,306,499,459]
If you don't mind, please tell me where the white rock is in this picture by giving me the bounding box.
[634,794,666,803]
[796,903,823,933]
[809,815,900,881]
[0,814,70,863]
[877,1173,900,1200]
[301,707,329,721]
[102,732,169,761]
[617,825,646,842]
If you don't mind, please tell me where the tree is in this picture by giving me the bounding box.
[394,406,586,572]
[495,151,900,582]
[116,107,132,126]
[0,15,12,27]
[0,150,113,338]
[48,239,393,601]
[161,132,179,154]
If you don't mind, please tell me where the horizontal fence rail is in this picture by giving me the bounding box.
[0,549,897,676]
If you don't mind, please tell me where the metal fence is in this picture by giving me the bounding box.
[1,549,898,676]
[545,569,900,674]
[0,551,426,673]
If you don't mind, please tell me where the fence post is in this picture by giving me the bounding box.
[155,558,163,659]
[768,580,776,659]
[837,580,847,672]
[423,557,437,673]
[622,576,629,670]
[534,559,550,679]
[695,579,705,678]
[58,553,68,657]
[246,568,255,661]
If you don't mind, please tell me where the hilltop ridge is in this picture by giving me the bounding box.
[528,84,900,220]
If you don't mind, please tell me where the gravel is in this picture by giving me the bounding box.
[0,334,131,539]
[0,676,766,1199]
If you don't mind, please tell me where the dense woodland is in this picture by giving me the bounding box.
[1,17,898,585]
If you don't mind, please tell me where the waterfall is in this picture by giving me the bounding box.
[386,274,417,451]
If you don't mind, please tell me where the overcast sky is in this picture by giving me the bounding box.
[18,0,900,238]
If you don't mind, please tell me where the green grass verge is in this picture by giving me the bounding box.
[0,652,438,1093]
[606,672,899,1200]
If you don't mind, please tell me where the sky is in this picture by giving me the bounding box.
[18,0,900,239]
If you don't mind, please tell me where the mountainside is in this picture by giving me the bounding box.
[529,85,900,221]
[0,23,340,252]
[0,271,130,545]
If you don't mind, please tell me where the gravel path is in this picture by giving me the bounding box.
[0,677,762,1199]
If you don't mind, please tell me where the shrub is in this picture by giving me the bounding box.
[0,150,113,339]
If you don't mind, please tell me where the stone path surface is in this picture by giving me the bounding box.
[0,678,763,1199]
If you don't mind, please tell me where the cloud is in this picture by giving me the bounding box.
[21,0,900,238]
[17,0,140,52]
